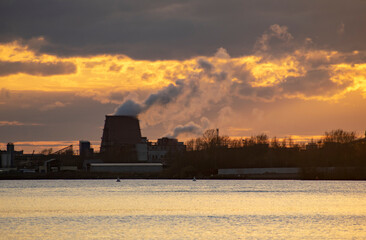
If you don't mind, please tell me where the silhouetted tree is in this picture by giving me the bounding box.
[202,129,219,149]
[177,128,366,179]
[281,137,287,148]
[255,134,269,145]
[270,137,280,148]
[186,139,195,151]
[288,136,294,148]
[323,129,356,144]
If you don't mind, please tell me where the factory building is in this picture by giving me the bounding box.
[136,137,148,162]
[148,137,186,163]
[0,143,22,168]
[79,140,94,158]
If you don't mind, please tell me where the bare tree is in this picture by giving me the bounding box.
[288,136,294,148]
[281,137,287,148]
[229,138,243,148]
[270,137,280,148]
[255,134,269,144]
[201,129,219,149]
[323,129,356,144]
[186,139,195,151]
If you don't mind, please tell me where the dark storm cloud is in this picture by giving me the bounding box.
[1,0,365,60]
[0,61,76,76]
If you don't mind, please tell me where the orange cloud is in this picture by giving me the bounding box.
[330,63,366,97]
[1,40,365,105]
[0,121,42,126]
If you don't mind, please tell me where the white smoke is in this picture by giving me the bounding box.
[166,122,202,138]
[114,99,143,116]
[165,117,211,138]
[144,80,184,107]
[114,80,185,116]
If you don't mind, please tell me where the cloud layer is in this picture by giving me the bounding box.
[0,4,366,144]
[0,61,76,76]
[1,0,365,60]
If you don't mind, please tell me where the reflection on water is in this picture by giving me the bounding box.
[1,180,365,239]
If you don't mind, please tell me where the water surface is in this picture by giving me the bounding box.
[0,180,365,239]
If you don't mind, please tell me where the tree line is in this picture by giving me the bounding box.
[167,129,366,178]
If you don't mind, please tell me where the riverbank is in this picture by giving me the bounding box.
[1,170,366,180]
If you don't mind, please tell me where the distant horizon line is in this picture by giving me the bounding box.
[0,133,354,154]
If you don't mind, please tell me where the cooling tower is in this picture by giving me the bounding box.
[100,115,142,162]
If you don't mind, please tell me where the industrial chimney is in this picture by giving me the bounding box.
[100,115,142,162]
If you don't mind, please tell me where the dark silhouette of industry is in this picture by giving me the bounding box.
[100,115,185,163]
[101,115,143,162]
[1,114,366,180]
[87,115,185,173]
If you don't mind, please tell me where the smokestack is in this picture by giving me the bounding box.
[100,115,142,154]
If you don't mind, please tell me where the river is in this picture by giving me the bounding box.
[0,180,365,239]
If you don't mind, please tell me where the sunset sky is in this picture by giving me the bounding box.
[1,0,366,153]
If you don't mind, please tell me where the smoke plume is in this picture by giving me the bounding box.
[114,80,185,116]
[114,99,143,116]
[165,117,210,138]
[144,80,184,107]
[166,122,202,138]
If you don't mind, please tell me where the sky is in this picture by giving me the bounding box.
[1,0,366,153]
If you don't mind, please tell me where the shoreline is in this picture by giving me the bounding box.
[1,172,365,181]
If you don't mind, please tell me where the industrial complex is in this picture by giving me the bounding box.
[95,115,185,173]
[1,115,365,180]
[0,115,185,176]
[100,115,184,163]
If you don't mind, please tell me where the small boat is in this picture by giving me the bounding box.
[116,177,121,182]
